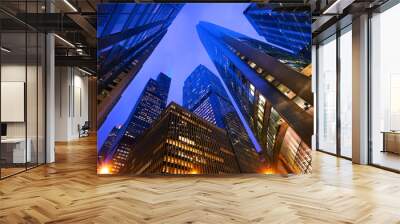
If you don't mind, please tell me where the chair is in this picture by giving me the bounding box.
[79,121,90,138]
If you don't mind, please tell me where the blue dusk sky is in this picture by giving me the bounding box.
[98,3,264,150]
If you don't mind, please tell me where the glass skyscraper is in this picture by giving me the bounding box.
[98,124,123,163]
[100,73,171,174]
[97,3,183,126]
[244,3,312,60]
[197,21,312,173]
[183,65,229,111]
[183,65,263,173]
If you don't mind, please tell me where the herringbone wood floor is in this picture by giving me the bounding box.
[1,136,400,224]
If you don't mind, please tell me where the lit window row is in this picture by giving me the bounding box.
[234,50,312,112]
[166,139,224,163]
[162,166,192,175]
[178,136,195,146]
[249,83,255,96]
[257,94,266,122]
[163,156,194,169]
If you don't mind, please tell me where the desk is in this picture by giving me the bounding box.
[1,138,31,164]
[382,131,400,154]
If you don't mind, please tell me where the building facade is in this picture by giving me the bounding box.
[97,3,183,126]
[122,102,240,175]
[98,124,123,163]
[183,65,229,110]
[183,65,263,173]
[244,3,312,60]
[100,73,171,173]
[197,21,312,173]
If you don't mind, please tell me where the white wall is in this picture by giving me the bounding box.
[54,67,89,141]
[1,65,26,139]
[1,64,41,137]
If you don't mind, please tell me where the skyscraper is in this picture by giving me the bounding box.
[183,65,229,110]
[98,124,123,163]
[121,102,240,175]
[197,21,312,173]
[104,73,171,173]
[183,65,263,173]
[244,3,312,60]
[97,3,184,126]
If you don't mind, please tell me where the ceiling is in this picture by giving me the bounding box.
[1,0,394,72]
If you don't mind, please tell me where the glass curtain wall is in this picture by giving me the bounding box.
[317,25,353,158]
[0,1,46,179]
[339,26,352,158]
[317,35,337,154]
[370,3,400,171]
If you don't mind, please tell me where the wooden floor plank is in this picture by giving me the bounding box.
[0,135,399,224]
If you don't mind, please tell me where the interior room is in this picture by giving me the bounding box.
[0,13,46,178]
[0,0,399,223]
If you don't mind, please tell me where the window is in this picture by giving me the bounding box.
[249,83,255,96]
[0,2,46,179]
[339,27,352,158]
[370,4,400,171]
[317,35,337,154]
[276,84,296,99]
[265,74,275,83]
[316,24,353,159]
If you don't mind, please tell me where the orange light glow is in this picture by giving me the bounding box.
[261,167,275,175]
[98,165,111,174]
[189,169,199,174]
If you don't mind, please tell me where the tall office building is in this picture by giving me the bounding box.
[107,73,171,173]
[183,65,229,110]
[183,65,263,173]
[197,22,312,173]
[121,102,240,175]
[98,124,123,163]
[244,3,312,60]
[97,4,184,126]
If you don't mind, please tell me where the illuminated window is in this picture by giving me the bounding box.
[178,136,195,146]
[249,61,257,69]
[259,95,266,105]
[293,96,311,111]
[277,84,296,99]
[249,84,255,96]
[265,75,275,83]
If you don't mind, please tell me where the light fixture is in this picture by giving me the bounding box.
[1,47,11,53]
[78,67,93,76]
[63,0,78,12]
[54,34,75,48]
[322,0,354,15]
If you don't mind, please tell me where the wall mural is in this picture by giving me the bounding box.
[97,3,313,175]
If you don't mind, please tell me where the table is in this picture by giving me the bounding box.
[1,138,31,164]
[382,131,400,154]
